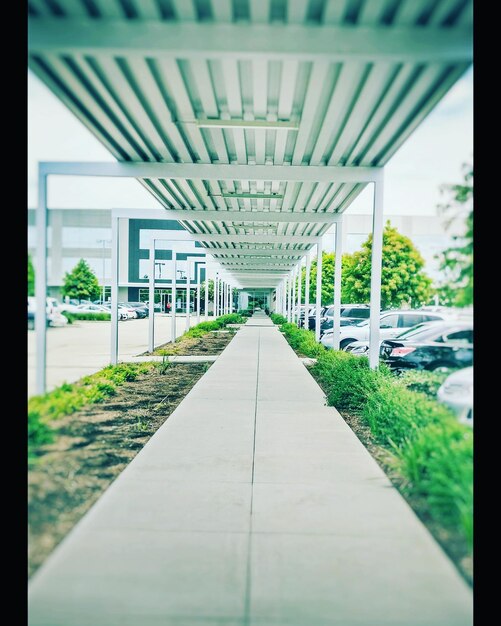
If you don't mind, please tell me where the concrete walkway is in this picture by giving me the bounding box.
[28,313,472,626]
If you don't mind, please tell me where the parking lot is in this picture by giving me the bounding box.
[27,315,196,397]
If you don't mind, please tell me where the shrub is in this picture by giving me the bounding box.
[62,311,111,322]
[395,421,473,548]
[28,410,53,460]
[399,369,451,399]
[312,350,391,412]
[270,313,287,325]
[279,323,324,358]
[362,381,455,447]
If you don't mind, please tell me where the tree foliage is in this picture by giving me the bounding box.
[300,252,352,305]
[61,259,101,301]
[28,254,35,296]
[435,165,473,307]
[341,222,432,308]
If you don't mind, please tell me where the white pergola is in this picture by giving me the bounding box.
[29,0,472,393]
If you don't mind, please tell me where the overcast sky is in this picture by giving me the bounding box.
[27,66,473,215]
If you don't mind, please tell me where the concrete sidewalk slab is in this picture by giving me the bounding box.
[28,312,472,626]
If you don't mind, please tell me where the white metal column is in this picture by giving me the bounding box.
[214,274,219,317]
[110,215,119,365]
[196,263,203,325]
[332,219,344,350]
[369,175,385,368]
[185,259,191,332]
[204,270,209,321]
[297,261,302,326]
[292,266,297,324]
[315,238,323,342]
[148,239,156,353]
[171,252,177,343]
[287,275,292,322]
[35,170,48,395]
[229,283,233,313]
[304,252,311,329]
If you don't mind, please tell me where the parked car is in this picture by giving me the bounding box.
[76,303,110,314]
[380,323,473,372]
[320,310,449,350]
[345,321,465,356]
[118,303,138,319]
[28,296,68,328]
[437,367,473,426]
[101,303,128,320]
[126,302,149,318]
[319,304,371,334]
[301,306,327,330]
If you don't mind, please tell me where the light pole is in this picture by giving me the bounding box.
[96,239,111,303]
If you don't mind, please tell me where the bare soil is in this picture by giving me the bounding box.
[28,362,210,579]
[149,329,235,356]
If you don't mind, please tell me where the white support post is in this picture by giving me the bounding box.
[196,263,203,325]
[282,280,287,316]
[304,252,311,329]
[204,269,209,321]
[214,274,219,317]
[332,219,343,350]
[287,274,292,322]
[297,260,302,327]
[315,238,323,342]
[148,238,156,353]
[369,175,385,368]
[229,283,233,313]
[110,215,119,365]
[186,259,191,331]
[35,170,48,395]
[171,252,177,343]
[292,266,297,324]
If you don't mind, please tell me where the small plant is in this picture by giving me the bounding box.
[62,311,111,322]
[157,356,171,375]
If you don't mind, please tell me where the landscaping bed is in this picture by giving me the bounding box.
[148,313,244,356]
[276,321,473,587]
[28,361,210,578]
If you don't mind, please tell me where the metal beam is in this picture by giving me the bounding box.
[210,250,306,258]
[29,20,473,63]
[172,209,342,224]
[196,234,319,244]
[39,161,383,184]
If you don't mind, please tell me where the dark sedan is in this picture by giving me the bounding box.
[126,302,149,318]
[380,322,473,372]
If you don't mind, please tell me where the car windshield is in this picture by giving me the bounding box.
[395,323,436,339]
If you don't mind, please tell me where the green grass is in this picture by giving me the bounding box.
[28,363,152,463]
[62,311,111,323]
[279,324,473,552]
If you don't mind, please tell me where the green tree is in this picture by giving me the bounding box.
[342,222,433,308]
[300,252,353,305]
[61,259,101,301]
[28,254,35,296]
[435,165,473,307]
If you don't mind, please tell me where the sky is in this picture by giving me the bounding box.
[27,66,473,215]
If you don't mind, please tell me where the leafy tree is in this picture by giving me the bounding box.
[435,165,473,307]
[342,221,433,308]
[300,252,352,306]
[61,259,101,301]
[28,254,35,296]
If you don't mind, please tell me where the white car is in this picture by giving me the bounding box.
[437,367,473,426]
[76,303,110,314]
[320,310,448,351]
[28,296,68,327]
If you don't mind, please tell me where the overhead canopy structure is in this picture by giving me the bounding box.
[28,0,472,289]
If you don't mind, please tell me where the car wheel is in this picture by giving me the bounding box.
[340,338,356,350]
